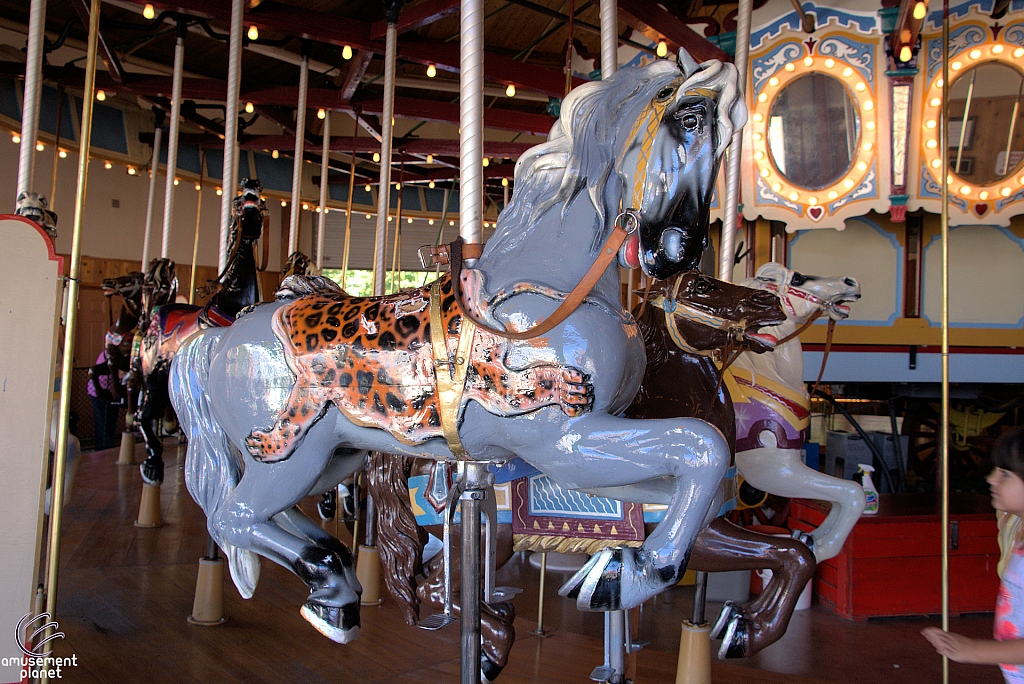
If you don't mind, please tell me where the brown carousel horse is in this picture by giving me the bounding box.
[368,271,814,679]
[99,270,146,412]
[137,178,268,484]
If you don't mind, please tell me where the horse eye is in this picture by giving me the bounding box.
[791,274,807,286]
[656,86,675,101]
[694,279,711,294]
[676,111,700,131]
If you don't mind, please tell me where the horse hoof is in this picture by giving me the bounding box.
[558,548,620,611]
[717,615,750,659]
[318,490,337,521]
[481,654,504,684]
[140,458,163,485]
[300,601,361,644]
[710,600,740,640]
[791,528,814,551]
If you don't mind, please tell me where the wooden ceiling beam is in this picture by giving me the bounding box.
[369,0,461,40]
[617,0,728,63]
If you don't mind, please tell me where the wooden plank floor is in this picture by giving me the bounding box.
[47,440,1005,683]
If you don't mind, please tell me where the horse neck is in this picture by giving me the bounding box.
[732,316,805,390]
[478,193,622,305]
[210,238,259,317]
[113,301,140,333]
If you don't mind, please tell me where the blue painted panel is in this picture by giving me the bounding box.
[424,188,458,213]
[176,144,202,174]
[206,149,252,184]
[252,152,293,192]
[0,78,20,122]
[329,182,349,203]
[803,350,1024,383]
[388,186,420,210]
[39,87,75,141]
[75,98,127,153]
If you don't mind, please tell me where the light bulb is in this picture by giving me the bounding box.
[449,220,455,226]
[428,219,434,225]
[315,206,321,213]
[501,177,509,187]
[365,184,372,192]
[407,217,413,223]
[366,213,371,219]
[216,187,223,195]
[317,108,326,120]
[427,64,437,78]
[143,3,155,19]
[96,90,106,101]
[505,83,516,97]
[11,133,19,143]
[656,41,668,58]
[272,150,279,159]
[428,180,435,189]
[899,46,912,62]
[173,178,179,185]
[127,166,136,175]
[395,182,401,190]
[104,161,112,169]
[281,200,287,207]
[58,149,67,158]
[245,102,254,114]
[302,203,309,210]
[482,157,490,167]
[36,142,44,152]
[247,25,259,41]
[913,1,927,19]
[342,45,353,60]
[195,183,202,191]
[426,154,434,164]
[373,152,381,162]
[388,216,392,222]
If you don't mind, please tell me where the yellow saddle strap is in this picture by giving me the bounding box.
[430,280,477,460]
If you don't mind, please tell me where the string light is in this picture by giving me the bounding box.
[96,90,106,101]
[216,187,223,195]
[127,166,137,175]
[317,108,326,120]
[245,102,255,114]
[104,161,112,169]
[505,84,516,97]
[372,152,381,162]
[899,46,912,62]
[482,157,489,167]
[913,1,927,19]
[281,200,287,207]
[366,213,371,219]
[343,45,353,60]
[143,3,155,19]
[11,133,19,143]
[365,184,372,192]
[58,149,67,158]
[272,150,279,159]
[501,178,508,187]
[247,25,259,41]
[173,178,179,185]
[302,203,309,210]
[449,220,455,226]
[656,41,668,58]
[36,142,44,152]
[407,217,413,223]
[428,219,434,225]
[195,183,202,191]
[426,63,437,78]
[395,182,401,190]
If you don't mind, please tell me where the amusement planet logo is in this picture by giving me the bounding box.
[2,613,77,680]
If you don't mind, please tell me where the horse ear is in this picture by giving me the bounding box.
[676,49,701,79]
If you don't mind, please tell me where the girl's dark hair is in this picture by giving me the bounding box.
[992,426,1024,480]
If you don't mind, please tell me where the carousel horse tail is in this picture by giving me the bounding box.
[170,330,260,599]
[366,452,424,626]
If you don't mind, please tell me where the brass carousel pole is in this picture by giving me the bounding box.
[43,0,100,679]
[940,1,951,682]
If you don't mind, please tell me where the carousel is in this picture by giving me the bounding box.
[0,0,1022,682]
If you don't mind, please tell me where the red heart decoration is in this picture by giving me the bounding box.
[807,206,824,221]
[974,203,989,217]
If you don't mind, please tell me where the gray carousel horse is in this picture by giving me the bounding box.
[169,49,746,645]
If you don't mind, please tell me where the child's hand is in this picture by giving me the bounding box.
[922,627,979,663]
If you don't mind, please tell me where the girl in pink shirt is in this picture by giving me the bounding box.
[924,427,1024,683]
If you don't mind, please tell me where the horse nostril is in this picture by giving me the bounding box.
[661,228,683,260]
[844,277,858,287]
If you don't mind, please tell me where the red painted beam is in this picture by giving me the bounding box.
[369,0,461,40]
[617,0,728,63]
[341,50,374,100]
[356,96,556,135]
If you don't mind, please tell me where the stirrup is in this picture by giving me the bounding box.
[417,464,464,631]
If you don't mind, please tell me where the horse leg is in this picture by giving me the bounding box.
[418,524,516,683]
[735,442,864,563]
[215,421,361,644]
[138,368,167,484]
[275,506,361,602]
[690,518,814,658]
[488,410,729,612]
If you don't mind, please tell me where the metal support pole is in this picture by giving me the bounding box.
[460,0,484,246]
[374,9,400,296]
[692,571,707,624]
[142,113,164,269]
[940,3,951,683]
[341,115,359,288]
[44,0,100,673]
[219,0,244,272]
[289,46,310,256]
[316,111,330,273]
[719,0,752,283]
[460,462,489,684]
[188,152,205,304]
[17,0,46,202]
[529,552,552,636]
[599,0,617,78]
[161,23,186,259]
[608,610,626,681]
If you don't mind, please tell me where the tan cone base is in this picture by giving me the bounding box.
[675,621,712,684]
[117,431,136,465]
[188,558,228,625]
[135,483,163,527]
[356,545,383,605]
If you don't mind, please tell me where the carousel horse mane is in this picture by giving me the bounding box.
[491,54,745,256]
[275,274,342,300]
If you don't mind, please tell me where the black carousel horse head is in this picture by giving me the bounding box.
[144,258,179,312]
[16,191,58,238]
[232,178,268,243]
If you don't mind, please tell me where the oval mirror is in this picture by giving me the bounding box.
[948,62,1024,185]
[767,73,860,190]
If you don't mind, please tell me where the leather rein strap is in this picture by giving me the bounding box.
[430,279,477,460]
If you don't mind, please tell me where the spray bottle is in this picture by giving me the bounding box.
[858,463,879,515]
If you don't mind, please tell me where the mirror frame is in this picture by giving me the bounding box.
[751,49,879,218]
[920,47,1024,203]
